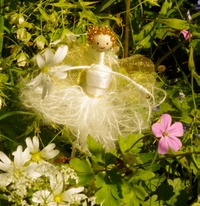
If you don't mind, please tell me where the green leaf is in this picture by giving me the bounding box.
[159,0,172,15]
[95,183,121,206]
[70,158,93,185]
[98,0,116,12]
[156,102,175,114]
[155,18,189,30]
[87,135,105,160]
[130,169,155,182]
[142,195,160,206]
[121,181,145,206]
[38,7,49,21]
[50,0,74,8]
[145,176,165,192]
[166,178,186,205]
[118,134,143,154]
[147,0,160,7]
[134,184,148,201]
[134,22,155,42]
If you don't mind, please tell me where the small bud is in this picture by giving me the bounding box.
[17,28,31,42]
[17,52,28,67]
[10,13,19,24]
[179,92,185,103]
[34,35,47,50]
[18,14,25,24]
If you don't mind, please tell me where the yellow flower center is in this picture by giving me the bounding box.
[32,153,41,162]
[42,66,49,73]
[54,195,62,203]
[163,131,168,137]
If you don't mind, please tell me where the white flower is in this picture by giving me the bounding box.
[27,45,69,98]
[60,187,87,205]
[32,190,53,205]
[0,145,39,186]
[25,136,59,163]
[32,173,87,206]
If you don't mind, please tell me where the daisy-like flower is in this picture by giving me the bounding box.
[152,114,184,154]
[25,136,59,163]
[0,145,39,186]
[32,189,52,205]
[27,45,69,99]
[32,173,87,206]
[50,174,87,206]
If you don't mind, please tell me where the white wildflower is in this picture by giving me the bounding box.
[59,164,79,185]
[0,145,39,187]
[32,189,53,205]
[32,172,87,206]
[25,136,59,163]
[27,45,69,98]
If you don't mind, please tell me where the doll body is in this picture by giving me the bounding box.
[22,26,166,151]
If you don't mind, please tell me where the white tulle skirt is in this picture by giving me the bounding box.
[22,75,158,151]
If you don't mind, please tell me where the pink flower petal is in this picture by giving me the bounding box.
[181,30,192,40]
[166,136,182,152]
[168,122,184,137]
[152,122,163,138]
[158,137,169,154]
[161,114,172,131]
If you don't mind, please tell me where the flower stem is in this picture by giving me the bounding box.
[0,0,4,58]
[124,0,131,57]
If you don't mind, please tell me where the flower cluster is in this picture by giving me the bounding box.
[0,136,89,206]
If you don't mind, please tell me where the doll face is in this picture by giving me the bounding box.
[92,34,113,52]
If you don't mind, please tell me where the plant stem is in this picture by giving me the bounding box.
[0,0,4,58]
[125,0,130,57]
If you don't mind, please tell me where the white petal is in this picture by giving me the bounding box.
[42,143,56,152]
[25,137,34,152]
[0,151,11,165]
[44,48,54,64]
[42,150,59,160]
[26,73,43,87]
[13,145,23,167]
[36,54,46,68]
[32,136,40,152]
[51,180,63,195]
[41,75,53,99]
[26,163,41,179]
[32,190,52,204]
[0,173,12,186]
[13,146,30,167]
[0,162,11,172]
[53,45,68,65]
[62,187,85,202]
[41,144,59,160]
[26,136,40,153]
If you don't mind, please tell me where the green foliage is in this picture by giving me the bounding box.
[70,158,93,185]
[1,0,200,205]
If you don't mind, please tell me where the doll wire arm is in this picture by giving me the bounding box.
[57,64,155,100]
[109,70,154,100]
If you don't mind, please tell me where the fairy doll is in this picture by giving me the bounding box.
[22,25,166,151]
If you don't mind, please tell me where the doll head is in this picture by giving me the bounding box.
[87,25,116,52]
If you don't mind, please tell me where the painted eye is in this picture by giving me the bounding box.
[96,42,99,45]
[106,42,109,45]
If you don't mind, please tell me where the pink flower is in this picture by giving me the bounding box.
[152,114,184,154]
[181,30,192,40]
